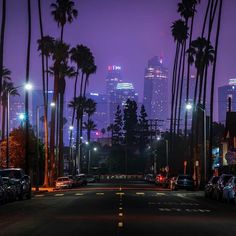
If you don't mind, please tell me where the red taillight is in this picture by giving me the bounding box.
[160,176,163,181]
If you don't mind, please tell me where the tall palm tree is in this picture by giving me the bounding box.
[0,0,6,111]
[68,96,85,174]
[84,98,96,121]
[51,0,78,42]
[170,19,188,137]
[25,0,31,175]
[49,40,70,182]
[37,36,54,187]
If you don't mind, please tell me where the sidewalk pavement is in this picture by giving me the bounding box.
[31,187,54,193]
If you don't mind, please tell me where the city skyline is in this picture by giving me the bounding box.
[3,0,236,122]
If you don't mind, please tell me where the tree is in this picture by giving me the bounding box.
[25,0,31,175]
[0,126,37,169]
[0,0,6,112]
[51,0,78,42]
[37,35,55,187]
[113,105,123,145]
[84,119,96,143]
[138,104,149,149]
[123,99,138,146]
[1,80,19,140]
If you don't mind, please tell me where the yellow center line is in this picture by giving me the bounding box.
[96,192,104,195]
[116,192,125,195]
[34,194,45,197]
[118,222,123,228]
[136,192,145,195]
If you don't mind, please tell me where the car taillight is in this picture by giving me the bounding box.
[160,176,163,181]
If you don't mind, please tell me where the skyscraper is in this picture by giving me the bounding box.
[143,56,168,128]
[218,78,236,124]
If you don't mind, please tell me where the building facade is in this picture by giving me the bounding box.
[143,56,168,129]
[218,79,236,124]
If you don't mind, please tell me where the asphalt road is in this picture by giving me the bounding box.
[0,182,236,236]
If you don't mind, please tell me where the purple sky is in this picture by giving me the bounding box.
[2,0,236,121]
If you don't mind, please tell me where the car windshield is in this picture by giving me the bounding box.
[178,175,192,180]
[0,170,22,179]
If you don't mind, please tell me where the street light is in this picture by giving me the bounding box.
[185,103,207,184]
[6,83,32,168]
[88,146,97,174]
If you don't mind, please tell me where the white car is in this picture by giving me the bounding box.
[222,176,236,203]
[55,177,73,189]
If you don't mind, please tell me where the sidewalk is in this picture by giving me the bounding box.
[31,187,54,193]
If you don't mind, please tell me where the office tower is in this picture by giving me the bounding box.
[218,78,236,124]
[105,65,122,124]
[143,56,168,129]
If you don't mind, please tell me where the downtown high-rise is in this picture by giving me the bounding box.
[143,56,168,129]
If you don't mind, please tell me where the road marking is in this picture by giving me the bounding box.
[136,192,145,195]
[157,208,211,213]
[119,213,123,217]
[96,192,104,195]
[35,194,45,197]
[116,192,125,196]
[156,193,166,196]
[75,193,84,196]
[54,194,64,197]
[119,207,123,210]
[118,222,123,228]
[119,187,122,191]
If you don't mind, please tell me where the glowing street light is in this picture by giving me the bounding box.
[69,126,74,131]
[186,103,193,111]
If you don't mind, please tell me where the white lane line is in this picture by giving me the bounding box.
[119,207,123,210]
[119,213,123,217]
[96,192,104,195]
[34,194,45,197]
[157,208,211,213]
[75,193,84,196]
[136,192,145,196]
[54,194,64,197]
[156,193,166,196]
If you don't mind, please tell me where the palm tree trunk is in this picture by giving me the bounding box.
[177,41,186,135]
[49,71,59,185]
[1,103,6,140]
[173,43,184,134]
[75,112,80,174]
[25,0,31,175]
[184,13,195,137]
[0,0,6,113]
[209,0,222,179]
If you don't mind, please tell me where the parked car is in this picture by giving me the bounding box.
[204,176,220,198]
[222,176,236,203]
[55,177,73,189]
[86,174,96,183]
[212,174,233,201]
[0,176,7,204]
[76,174,87,186]
[171,175,194,191]
[155,174,167,186]
[144,174,155,184]
[2,177,18,202]
[0,168,31,200]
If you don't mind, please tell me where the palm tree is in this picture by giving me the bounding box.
[68,96,85,174]
[0,0,6,111]
[84,119,96,143]
[49,40,70,182]
[37,35,55,187]
[1,80,19,140]
[51,0,78,42]
[25,0,31,175]
[170,19,188,152]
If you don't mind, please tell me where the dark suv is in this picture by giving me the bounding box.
[0,168,31,200]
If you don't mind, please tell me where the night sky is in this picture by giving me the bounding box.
[2,0,236,121]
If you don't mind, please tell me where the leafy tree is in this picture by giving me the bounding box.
[0,126,37,169]
[84,119,96,143]
[138,104,149,149]
[112,105,123,145]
